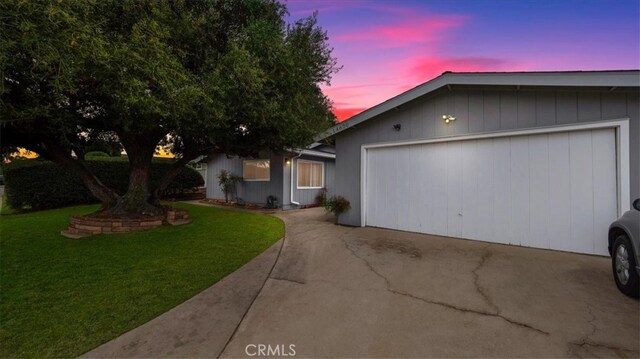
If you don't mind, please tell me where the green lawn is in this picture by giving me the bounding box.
[0,203,284,358]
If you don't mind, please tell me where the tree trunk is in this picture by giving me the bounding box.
[148,153,198,206]
[105,133,164,217]
[117,159,157,215]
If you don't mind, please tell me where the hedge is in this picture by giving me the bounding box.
[3,159,204,210]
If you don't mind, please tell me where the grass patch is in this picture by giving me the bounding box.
[0,203,284,358]
[1,192,14,215]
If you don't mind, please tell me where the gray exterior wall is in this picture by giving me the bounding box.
[206,154,284,205]
[206,153,335,208]
[289,155,335,208]
[335,87,640,226]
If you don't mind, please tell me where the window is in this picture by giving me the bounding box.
[243,159,270,181]
[297,160,324,189]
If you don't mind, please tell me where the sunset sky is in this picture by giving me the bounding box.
[286,0,640,122]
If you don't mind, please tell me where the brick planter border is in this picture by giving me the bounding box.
[61,209,190,238]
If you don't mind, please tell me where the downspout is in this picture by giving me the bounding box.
[290,152,301,207]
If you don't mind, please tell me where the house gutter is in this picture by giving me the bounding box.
[290,152,301,207]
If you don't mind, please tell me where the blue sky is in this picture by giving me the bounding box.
[286,0,640,120]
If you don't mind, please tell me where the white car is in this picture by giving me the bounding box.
[608,198,640,298]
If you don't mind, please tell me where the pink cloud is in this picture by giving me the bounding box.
[400,55,513,82]
[325,55,530,122]
[332,107,367,122]
[323,83,401,111]
[334,15,467,49]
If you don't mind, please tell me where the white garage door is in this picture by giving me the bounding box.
[365,129,618,255]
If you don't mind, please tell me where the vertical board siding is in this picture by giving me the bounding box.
[499,91,518,129]
[453,91,469,135]
[434,95,449,137]
[423,99,437,138]
[517,92,537,128]
[483,91,501,131]
[555,92,578,124]
[627,94,640,201]
[578,92,602,122]
[468,92,484,133]
[535,92,556,126]
[206,154,283,205]
[336,87,637,227]
[601,93,627,119]
[207,154,335,208]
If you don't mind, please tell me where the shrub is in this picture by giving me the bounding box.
[84,151,111,158]
[315,188,327,206]
[323,195,351,224]
[2,159,203,211]
[217,169,242,202]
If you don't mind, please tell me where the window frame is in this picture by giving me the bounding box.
[296,159,325,189]
[243,159,271,182]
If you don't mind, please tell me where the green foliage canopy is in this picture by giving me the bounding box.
[0,0,338,214]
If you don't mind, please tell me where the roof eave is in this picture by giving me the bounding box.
[316,70,640,140]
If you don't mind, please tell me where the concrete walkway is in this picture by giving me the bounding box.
[83,239,283,358]
[85,206,639,358]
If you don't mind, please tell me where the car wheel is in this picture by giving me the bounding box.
[612,235,639,298]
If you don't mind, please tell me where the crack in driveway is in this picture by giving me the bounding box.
[342,236,550,336]
[472,250,500,314]
[566,305,638,357]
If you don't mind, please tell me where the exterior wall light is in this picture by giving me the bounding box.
[285,158,291,165]
[443,115,456,124]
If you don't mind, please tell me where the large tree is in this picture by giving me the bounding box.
[0,0,338,216]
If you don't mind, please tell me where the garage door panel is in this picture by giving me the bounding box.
[592,130,618,255]
[447,142,463,238]
[547,133,573,252]
[461,140,480,240]
[474,140,494,242]
[569,131,595,254]
[366,148,379,228]
[365,128,617,255]
[405,146,420,232]
[394,146,412,230]
[419,144,433,233]
[385,148,398,230]
[510,136,530,246]
[527,135,550,250]
[430,143,449,236]
[491,138,513,245]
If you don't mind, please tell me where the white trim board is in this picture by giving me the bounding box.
[299,149,336,159]
[360,118,631,227]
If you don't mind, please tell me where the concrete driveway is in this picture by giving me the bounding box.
[221,208,639,358]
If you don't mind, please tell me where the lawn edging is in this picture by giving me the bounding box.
[61,209,190,238]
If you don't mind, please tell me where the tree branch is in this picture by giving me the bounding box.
[149,151,201,205]
[41,142,120,208]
